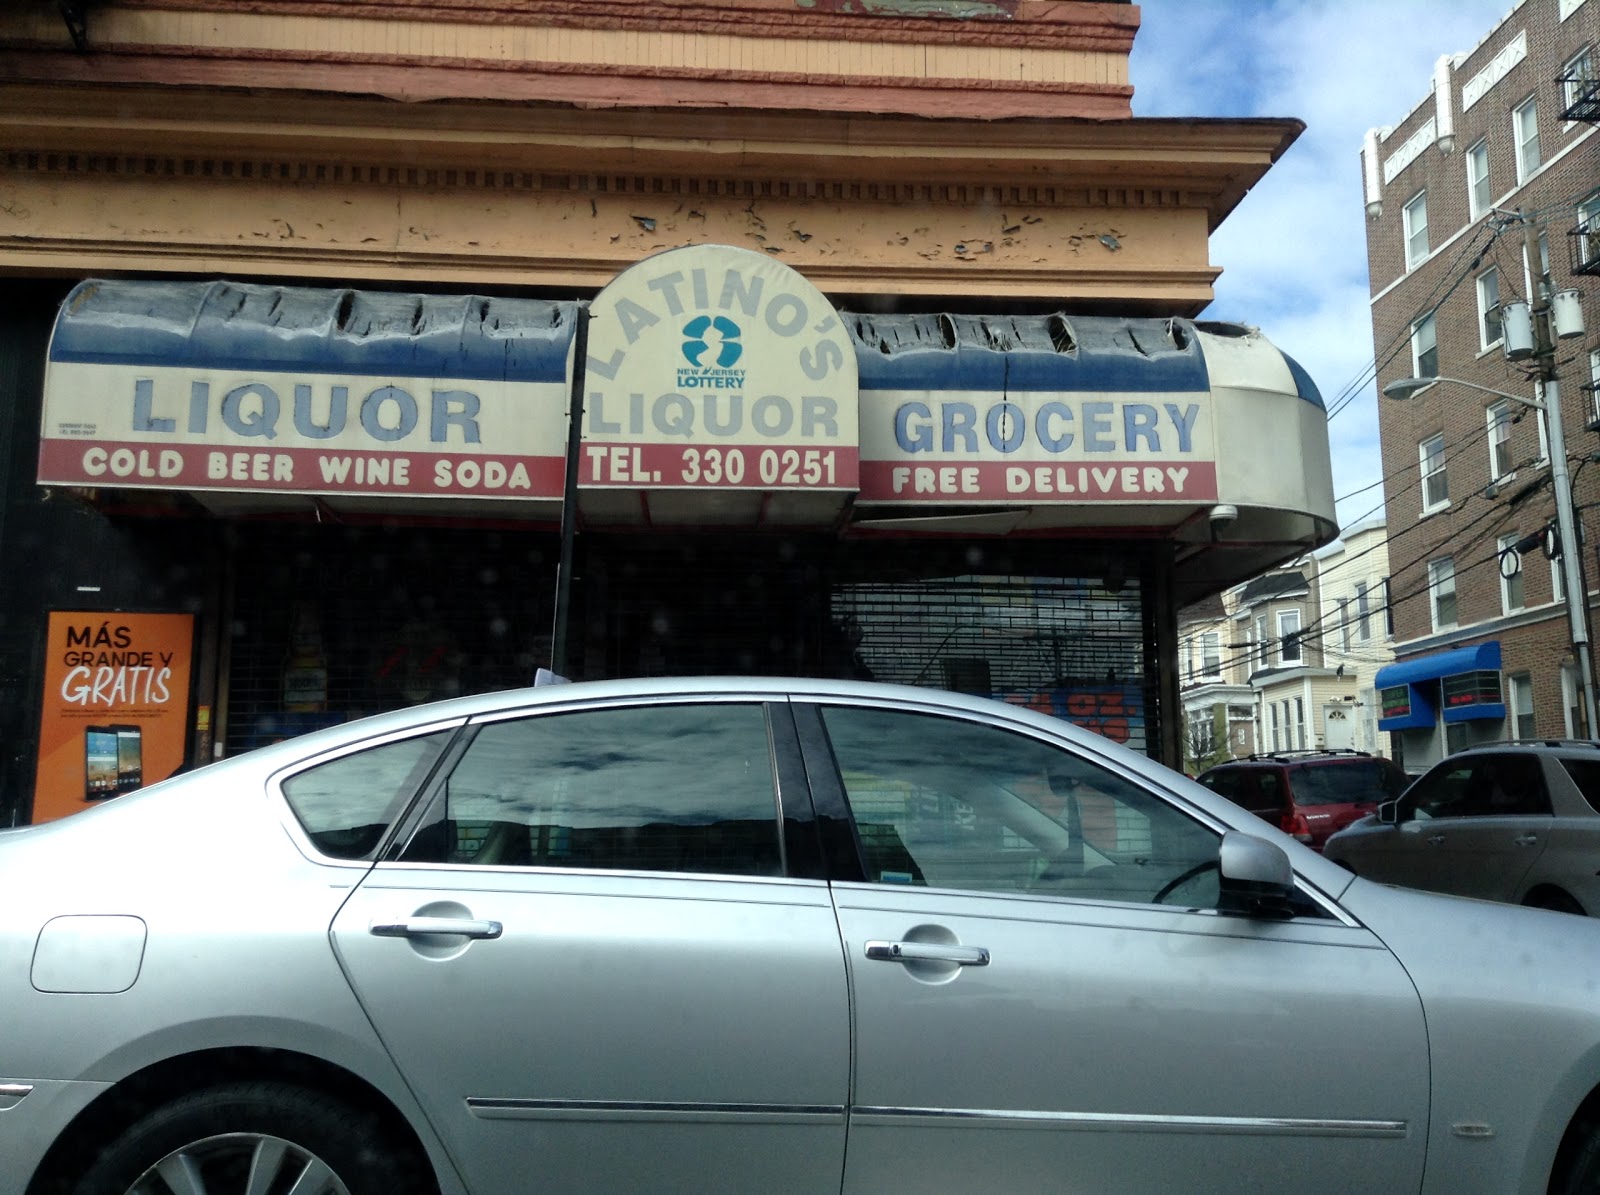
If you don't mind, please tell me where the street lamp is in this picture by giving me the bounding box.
[1383,373,1597,734]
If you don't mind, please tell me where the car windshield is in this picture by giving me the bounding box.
[1288,761,1407,807]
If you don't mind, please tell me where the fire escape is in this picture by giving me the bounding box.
[1560,50,1600,414]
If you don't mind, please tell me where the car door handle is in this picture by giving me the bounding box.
[1513,834,1540,847]
[1426,835,1446,847]
[370,917,503,940]
[865,940,989,966]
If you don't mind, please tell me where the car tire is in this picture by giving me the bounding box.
[1525,889,1586,916]
[1553,1116,1600,1194]
[71,1080,428,1195]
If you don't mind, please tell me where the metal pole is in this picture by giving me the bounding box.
[1522,215,1598,734]
[550,303,590,678]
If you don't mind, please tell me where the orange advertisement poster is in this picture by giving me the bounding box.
[31,611,195,823]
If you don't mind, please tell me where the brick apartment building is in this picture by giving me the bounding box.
[1364,0,1598,771]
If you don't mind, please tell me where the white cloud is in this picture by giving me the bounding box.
[1133,0,1514,529]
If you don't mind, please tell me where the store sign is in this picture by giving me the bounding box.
[1442,670,1503,709]
[583,245,859,491]
[858,390,1218,503]
[39,366,568,500]
[31,611,194,824]
[1380,686,1412,719]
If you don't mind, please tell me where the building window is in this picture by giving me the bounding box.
[1269,701,1281,751]
[1338,597,1352,651]
[1554,549,1567,603]
[1356,582,1372,641]
[1508,671,1536,738]
[1590,347,1600,421]
[1488,401,1515,479]
[1411,313,1438,378]
[1383,577,1395,637]
[1420,433,1449,512]
[1514,96,1541,183]
[1429,557,1457,630]
[1477,268,1503,349]
[1466,138,1491,218]
[1254,615,1269,667]
[1294,697,1306,750]
[1564,663,1590,739]
[1499,533,1525,613]
[1200,631,1221,676]
[1564,46,1595,121]
[1403,191,1430,268]
[1579,193,1600,276]
[1278,609,1302,665]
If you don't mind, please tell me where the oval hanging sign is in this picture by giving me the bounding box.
[582,245,859,494]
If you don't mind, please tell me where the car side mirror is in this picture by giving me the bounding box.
[1217,831,1299,920]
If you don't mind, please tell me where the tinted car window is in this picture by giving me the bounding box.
[1405,755,1551,820]
[820,706,1219,906]
[1288,760,1408,806]
[400,703,782,876]
[1560,758,1600,813]
[281,730,455,859]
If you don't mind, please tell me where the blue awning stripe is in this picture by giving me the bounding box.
[49,280,578,384]
[1375,641,1502,690]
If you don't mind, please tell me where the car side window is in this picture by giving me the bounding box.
[1559,758,1600,813]
[1403,764,1474,820]
[281,730,455,859]
[1469,755,1550,816]
[819,705,1220,907]
[399,703,783,877]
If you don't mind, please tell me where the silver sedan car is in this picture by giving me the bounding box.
[6,677,1600,1195]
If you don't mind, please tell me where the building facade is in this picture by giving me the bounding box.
[1363,0,1599,770]
[0,1,1339,825]
[1179,520,1395,773]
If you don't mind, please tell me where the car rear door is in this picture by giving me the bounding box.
[798,699,1430,1195]
[329,697,849,1195]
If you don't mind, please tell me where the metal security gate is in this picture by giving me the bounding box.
[832,572,1156,754]
[222,523,558,756]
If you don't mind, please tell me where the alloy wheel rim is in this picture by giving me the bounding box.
[125,1131,352,1195]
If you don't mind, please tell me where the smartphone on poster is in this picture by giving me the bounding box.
[84,726,119,800]
[112,724,143,792]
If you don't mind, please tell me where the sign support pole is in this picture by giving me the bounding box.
[550,303,590,679]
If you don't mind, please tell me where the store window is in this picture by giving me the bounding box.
[1466,139,1491,219]
[1420,434,1449,512]
[1411,313,1438,378]
[1403,191,1430,269]
[1429,558,1458,631]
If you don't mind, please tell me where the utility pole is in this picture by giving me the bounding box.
[1518,212,1598,735]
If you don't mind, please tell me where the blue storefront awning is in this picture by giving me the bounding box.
[1374,641,1501,691]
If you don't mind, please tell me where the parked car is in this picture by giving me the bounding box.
[1325,739,1600,916]
[7,678,1600,1195]
[1195,750,1410,851]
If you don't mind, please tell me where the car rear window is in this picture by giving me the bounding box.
[1288,761,1407,807]
[1559,758,1600,813]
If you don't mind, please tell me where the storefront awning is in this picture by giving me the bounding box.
[41,279,579,518]
[1375,641,1502,690]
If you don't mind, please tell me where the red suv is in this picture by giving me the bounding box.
[1195,751,1411,852]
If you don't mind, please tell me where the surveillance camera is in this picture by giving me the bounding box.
[1209,503,1239,528]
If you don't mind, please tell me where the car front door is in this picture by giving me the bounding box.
[799,700,1430,1195]
[329,698,849,1195]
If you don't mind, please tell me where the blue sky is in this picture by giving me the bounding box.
[1130,0,1517,531]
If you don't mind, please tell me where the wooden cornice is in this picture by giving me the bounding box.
[111,0,1141,52]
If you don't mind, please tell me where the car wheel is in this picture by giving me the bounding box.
[72,1080,427,1195]
[1525,889,1586,916]
[1553,1116,1600,1194]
